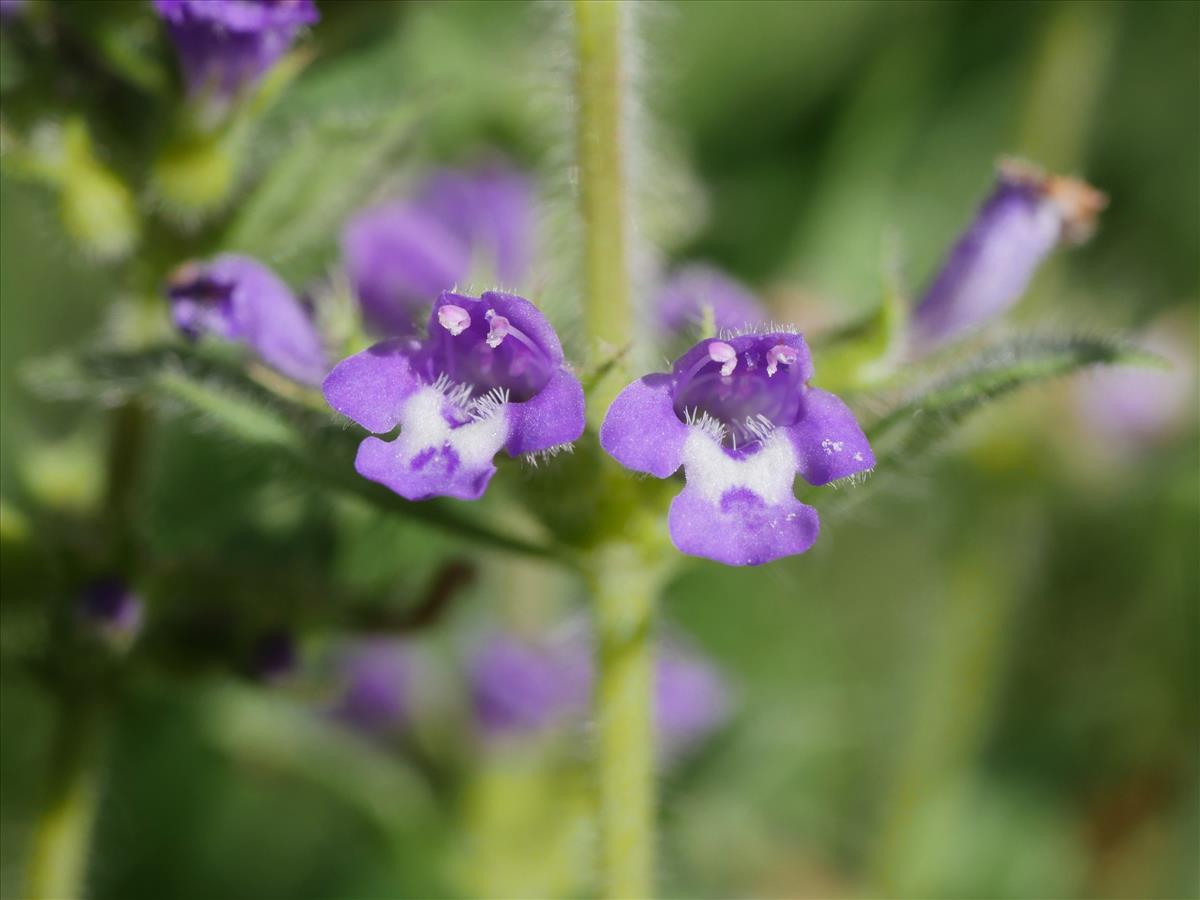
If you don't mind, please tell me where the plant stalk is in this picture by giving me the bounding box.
[24,695,109,900]
[589,545,656,900]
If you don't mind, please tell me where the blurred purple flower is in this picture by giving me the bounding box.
[601,332,873,565]
[468,627,730,755]
[469,633,590,737]
[154,0,317,103]
[323,290,584,501]
[656,264,766,338]
[167,254,328,385]
[1074,321,1196,449]
[912,159,1107,350]
[342,164,535,336]
[331,639,412,736]
[79,579,143,649]
[0,0,26,22]
[249,628,297,684]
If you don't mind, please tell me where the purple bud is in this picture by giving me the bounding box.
[79,579,143,649]
[249,629,297,684]
[330,639,412,736]
[656,641,731,758]
[167,254,328,386]
[912,159,1107,350]
[656,264,766,337]
[154,0,318,104]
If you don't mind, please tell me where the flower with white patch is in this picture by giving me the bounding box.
[323,291,585,501]
[600,332,874,565]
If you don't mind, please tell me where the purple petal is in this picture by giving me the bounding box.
[331,638,410,735]
[787,388,875,486]
[342,202,470,336]
[656,642,731,755]
[322,339,423,434]
[669,486,819,567]
[599,375,689,478]
[506,368,585,457]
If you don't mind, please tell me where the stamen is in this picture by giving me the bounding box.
[766,344,799,377]
[437,304,471,336]
[708,341,738,377]
[485,314,511,348]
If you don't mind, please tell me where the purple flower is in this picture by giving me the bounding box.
[323,291,585,501]
[342,164,535,336]
[79,579,143,649]
[912,159,1107,350]
[655,641,731,758]
[656,264,766,338]
[600,332,874,565]
[167,254,328,386]
[330,639,412,736]
[468,628,731,756]
[469,634,590,737]
[154,0,318,103]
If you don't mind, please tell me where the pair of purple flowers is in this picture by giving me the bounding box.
[170,156,1102,567]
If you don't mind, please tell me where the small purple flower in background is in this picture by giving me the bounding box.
[249,628,297,684]
[469,633,590,737]
[323,291,585,501]
[343,164,535,336]
[601,332,873,565]
[0,0,26,23]
[1074,318,1196,451]
[154,0,318,104]
[656,264,766,338]
[167,254,328,386]
[330,638,412,736]
[468,627,730,757]
[79,579,143,650]
[911,159,1107,351]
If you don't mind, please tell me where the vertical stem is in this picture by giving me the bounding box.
[574,0,633,421]
[589,545,656,900]
[24,695,109,900]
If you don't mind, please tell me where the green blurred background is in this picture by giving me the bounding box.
[1,1,1197,898]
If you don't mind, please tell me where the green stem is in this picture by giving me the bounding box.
[574,0,633,422]
[24,695,110,900]
[589,545,657,899]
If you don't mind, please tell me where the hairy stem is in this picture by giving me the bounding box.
[24,695,109,900]
[574,0,633,422]
[589,545,657,899]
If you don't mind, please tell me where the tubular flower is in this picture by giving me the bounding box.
[912,159,1107,350]
[323,291,585,501]
[167,254,328,386]
[330,639,412,736]
[154,0,318,102]
[656,264,765,338]
[601,332,874,565]
[342,164,535,336]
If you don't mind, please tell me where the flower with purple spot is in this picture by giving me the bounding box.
[79,579,143,649]
[911,159,1107,350]
[330,638,412,736]
[601,332,874,565]
[167,254,328,386]
[323,290,585,501]
[656,264,766,338]
[342,164,535,336]
[154,0,318,105]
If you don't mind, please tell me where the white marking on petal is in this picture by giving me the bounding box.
[397,386,509,471]
[682,427,797,505]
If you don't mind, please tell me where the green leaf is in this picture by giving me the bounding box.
[867,333,1164,466]
[27,346,565,563]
